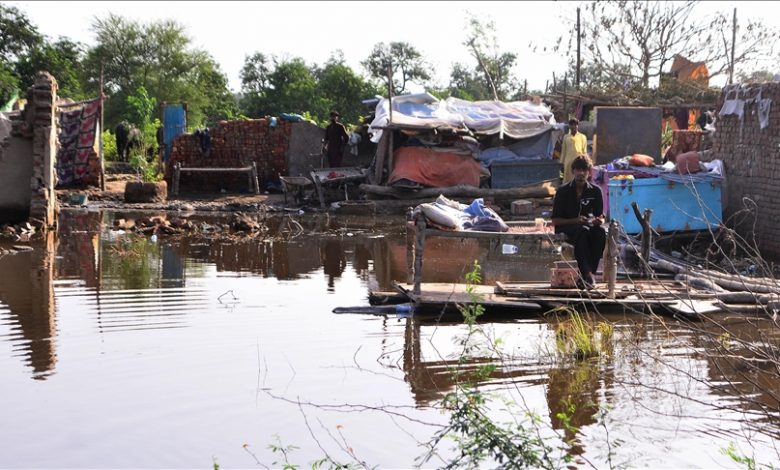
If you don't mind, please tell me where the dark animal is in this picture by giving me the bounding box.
[115,121,143,162]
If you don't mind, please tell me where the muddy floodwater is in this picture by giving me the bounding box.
[2,209,779,468]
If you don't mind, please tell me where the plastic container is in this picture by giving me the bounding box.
[502,244,520,254]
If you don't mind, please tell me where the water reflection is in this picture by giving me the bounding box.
[1,210,779,466]
[0,231,57,380]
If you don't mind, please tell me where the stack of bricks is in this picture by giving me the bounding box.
[167,118,292,193]
[29,72,58,227]
[711,82,780,257]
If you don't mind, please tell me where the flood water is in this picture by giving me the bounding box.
[2,209,779,468]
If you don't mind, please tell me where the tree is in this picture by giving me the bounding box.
[361,42,431,95]
[703,11,780,81]
[446,63,493,101]
[239,52,379,125]
[15,38,87,100]
[0,3,42,103]
[557,1,780,89]
[737,69,778,83]
[85,14,236,129]
[461,14,520,101]
[315,52,381,125]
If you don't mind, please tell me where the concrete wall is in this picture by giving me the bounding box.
[0,72,58,227]
[0,136,33,223]
[287,121,324,177]
[711,82,780,257]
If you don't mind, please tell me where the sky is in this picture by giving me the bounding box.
[7,1,779,94]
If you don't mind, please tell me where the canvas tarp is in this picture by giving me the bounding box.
[369,93,556,143]
[387,147,482,188]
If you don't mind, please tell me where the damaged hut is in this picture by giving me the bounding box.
[363,93,561,205]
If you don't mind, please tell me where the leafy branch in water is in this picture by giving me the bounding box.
[419,261,567,469]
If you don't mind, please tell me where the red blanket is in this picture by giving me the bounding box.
[388,147,481,188]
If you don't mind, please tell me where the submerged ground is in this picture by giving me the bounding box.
[1,208,778,468]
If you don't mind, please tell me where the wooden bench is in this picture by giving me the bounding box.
[171,162,260,196]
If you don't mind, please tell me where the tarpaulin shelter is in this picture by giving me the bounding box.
[367,94,559,188]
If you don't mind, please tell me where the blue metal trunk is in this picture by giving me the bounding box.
[608,176,722,234]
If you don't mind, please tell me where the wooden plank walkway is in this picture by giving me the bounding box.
[367,278,724,319]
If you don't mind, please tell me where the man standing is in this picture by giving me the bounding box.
[551,155,606,289]
[560,118,588,184]
[323,111,349,168]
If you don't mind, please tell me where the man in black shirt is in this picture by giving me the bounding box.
[323,111,349,167]
[551,155,606,289]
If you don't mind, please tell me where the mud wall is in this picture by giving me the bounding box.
[0,73,58,226]
[167,119,322,193]
[711,82,780,257]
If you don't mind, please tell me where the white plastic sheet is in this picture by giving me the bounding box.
[368,94,556,143]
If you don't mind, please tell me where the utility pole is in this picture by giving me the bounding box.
[99,62,105,191]
[576,7,581,90]
[386,63,393,123]
[729,7,737,84]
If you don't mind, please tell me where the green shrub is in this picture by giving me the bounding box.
[102,130,118,161]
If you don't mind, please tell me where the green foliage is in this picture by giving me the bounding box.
[418,261,566,469]
[0,3,41,103]
[103,233,161,290]
[549,307,613,360]
[102,130,118,161]
[0,63,19,106]
[0,4,42,62]
[720,443,756,470]
[129,152,162,182]
[239,52,377,127]
[460,14,520,101]
[15,37,87,100]
[85,14,236,129]
[361,41,432,95]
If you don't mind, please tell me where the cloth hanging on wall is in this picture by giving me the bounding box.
[55,98,100,186]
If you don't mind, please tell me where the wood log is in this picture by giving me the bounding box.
[360,182,556,200]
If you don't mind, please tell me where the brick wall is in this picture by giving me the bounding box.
[711,82,780,257]
[167,118,292,192]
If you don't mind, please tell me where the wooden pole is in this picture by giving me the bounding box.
[406,208,415,285]
[576,7,581,90]
[99,62,106,191]
[413,213,427,296]
[606,219,618,299]
[523,79,528,98]
[386,64,394,124]
[563,72,568,118]
[631,201,653,276]
[729,8,737,84]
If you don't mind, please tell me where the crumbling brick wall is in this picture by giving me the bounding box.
[711,82,780,257]
[167,118,293,193]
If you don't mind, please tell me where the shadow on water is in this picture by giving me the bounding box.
[1,209,780,466]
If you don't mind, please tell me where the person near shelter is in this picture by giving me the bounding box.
[551,155,606,290]
[559,118,588,183]
[323,111,349,168]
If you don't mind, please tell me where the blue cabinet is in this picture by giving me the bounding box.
[608,176,722,234]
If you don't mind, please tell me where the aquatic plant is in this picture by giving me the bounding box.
[547,307,613,360]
